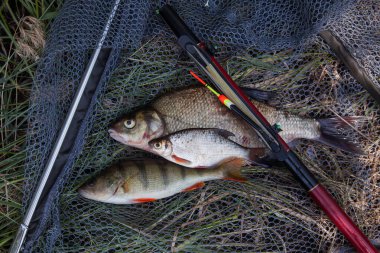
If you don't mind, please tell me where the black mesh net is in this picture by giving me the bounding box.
[22,0,379,252]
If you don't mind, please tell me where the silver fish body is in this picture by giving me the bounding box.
[148,128,265,168]
[78,159,245,204]
[109,87,364,154]
[154,87,321,143]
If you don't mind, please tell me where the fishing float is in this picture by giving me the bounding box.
[158,4,376,252]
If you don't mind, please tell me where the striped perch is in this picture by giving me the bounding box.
[78,159,246,204]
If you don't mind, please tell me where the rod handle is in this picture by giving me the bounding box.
[309,185,378,253]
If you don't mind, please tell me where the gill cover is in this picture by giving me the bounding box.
[142,109,164,136]
[149,138,173,157]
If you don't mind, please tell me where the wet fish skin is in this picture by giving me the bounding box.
[109,87,318,149]
[148,128,265,168]
[109,87,364,154]
[78,159,245,204]
[109,109,165,151]
[152,87,320,145]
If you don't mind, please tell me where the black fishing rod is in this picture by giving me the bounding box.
[158,4,377,253]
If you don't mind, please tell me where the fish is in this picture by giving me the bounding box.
[78,159,246,204]
[109,86,364,154]
[148,128,266,168]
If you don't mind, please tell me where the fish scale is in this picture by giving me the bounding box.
[149,128,264,168]
[78,159,244,204]
[152,87,319,148]
[109,86,365,154]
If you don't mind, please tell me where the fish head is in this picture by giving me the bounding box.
[108,109,165,150]
[148,138,173,157]
[78,166,124,202]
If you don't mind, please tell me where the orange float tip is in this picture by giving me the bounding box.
[189,70,206,85]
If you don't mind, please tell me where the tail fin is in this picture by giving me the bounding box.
[220,159,247,182]
[317,116,367,154]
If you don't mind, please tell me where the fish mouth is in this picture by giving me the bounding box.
[78,188,91,199]
[108,129,128,144]
[108,129,151,150]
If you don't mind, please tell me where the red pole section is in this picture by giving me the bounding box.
[309,185,378,253]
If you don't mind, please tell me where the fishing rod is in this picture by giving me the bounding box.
[158,4,377,253]
[190,70,283,152]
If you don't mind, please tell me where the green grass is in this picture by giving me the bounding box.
[0,0,62,251]
[1,1,379,252]
[54,36,379,252]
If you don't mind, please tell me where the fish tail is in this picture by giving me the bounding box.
[246,148,270,167]
[316,116,368,154]
[220,159,247,182]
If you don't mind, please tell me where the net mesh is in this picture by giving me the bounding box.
[22,0,379,252]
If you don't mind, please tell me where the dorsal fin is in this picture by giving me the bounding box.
[241,87,277,103]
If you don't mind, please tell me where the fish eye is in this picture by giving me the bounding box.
[124,119,135,129]
[154,142,162,149]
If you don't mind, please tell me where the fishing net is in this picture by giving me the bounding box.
[22,0,379,252]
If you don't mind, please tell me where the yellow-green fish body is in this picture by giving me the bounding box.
[78,159,245,204]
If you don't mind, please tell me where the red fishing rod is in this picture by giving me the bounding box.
[158,4,377,253]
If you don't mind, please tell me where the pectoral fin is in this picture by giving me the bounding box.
[182,182,205,192]
[122,181,129,192]
[172,154,192,165]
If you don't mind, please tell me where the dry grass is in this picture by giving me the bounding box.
[0,0,62,250]
[14,16,45,61]
[50,36,380,252]
[1,2,379,252]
